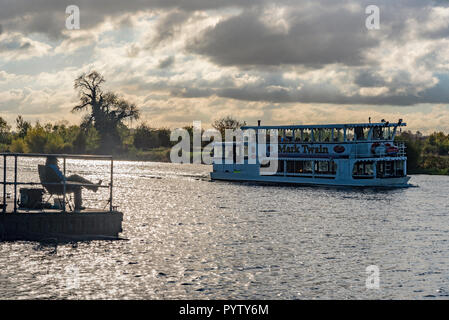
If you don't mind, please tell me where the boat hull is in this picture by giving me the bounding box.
[210,172,411,188]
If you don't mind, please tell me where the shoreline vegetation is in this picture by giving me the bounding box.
[1,117,448,175]
[1,71,448,175]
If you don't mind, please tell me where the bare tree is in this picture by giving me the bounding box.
[212,116,246,136]
[72,71,140,152]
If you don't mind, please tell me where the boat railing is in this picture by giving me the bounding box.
[0,153,115,214]
[397,142,406,157]
[352,142,406,158]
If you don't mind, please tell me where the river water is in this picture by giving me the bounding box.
[0,158,448,299]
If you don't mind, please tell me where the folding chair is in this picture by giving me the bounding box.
[38,165,76,211]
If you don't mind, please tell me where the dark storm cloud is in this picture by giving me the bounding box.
[168,70,449,106]
[0,0,257,39]
[187,0,449,68]
[188,7,379,67]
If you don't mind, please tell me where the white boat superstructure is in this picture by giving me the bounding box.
[211,120,410,187]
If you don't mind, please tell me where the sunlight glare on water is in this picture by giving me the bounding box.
[0,158,448,299]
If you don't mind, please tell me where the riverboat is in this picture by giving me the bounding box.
[211,119,410,187]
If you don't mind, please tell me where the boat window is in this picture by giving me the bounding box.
[244,145,248,159]
[310,129,315,142]
[286,160,295,173]
[355,127,368,140]
[278,129,291,143]
[346,128,354,141]
[285,130,293,142]
[290,160,313,174]
[333,129,344,142]
[373,127,384,140]
[294,161,303,173]
[384,127,392,140]
[322,129,332,142]
[376,160,405,178]
[293,129,301,142]
[330,161,337,174]
[314,160,337,175]
[285,160,315,175]
[276,160,285,174]
[353,161,374,179]
[303,161,313,173]
[278,130,283,143]
[314,129,321,142]
[396,160,404,176]
[302,129,312,142]
[314,128,332,142]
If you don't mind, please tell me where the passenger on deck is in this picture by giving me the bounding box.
[45,156,101,211]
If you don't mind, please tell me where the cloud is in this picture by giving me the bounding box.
[147,10,192,48]
[188,5,379,68]
[1,0,449,133]
[54,32,96,54]
[0,32,52,61]
[0,0,256,39]
[158,56,175,69]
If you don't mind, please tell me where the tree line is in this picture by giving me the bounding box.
[396,130,449,175]
[0,115,244,162]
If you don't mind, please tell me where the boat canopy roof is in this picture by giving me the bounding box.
[241,121,406,130]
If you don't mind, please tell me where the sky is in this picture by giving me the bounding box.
[1,0,449,133]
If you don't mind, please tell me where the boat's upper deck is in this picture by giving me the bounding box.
[240,120,406,144]
[242,121,406,131]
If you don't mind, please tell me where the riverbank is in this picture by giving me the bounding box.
[113,148,449,176]
[115,147,171,162]
[409,155,449,175]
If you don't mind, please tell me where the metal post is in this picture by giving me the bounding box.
[2,155,6,213]
[109,159,114,212]
[63,157,66,212]
[13,156,17,213]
